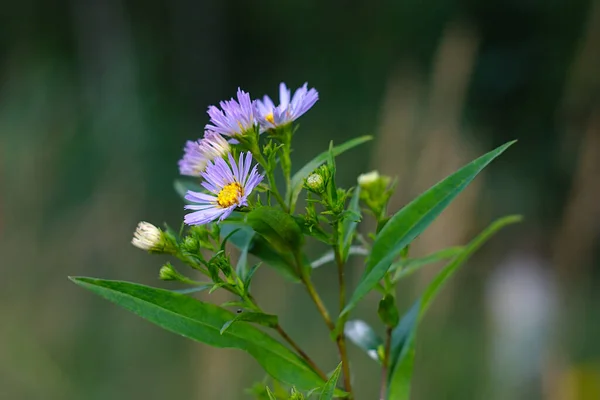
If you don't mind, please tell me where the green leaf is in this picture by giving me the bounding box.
[222,223,299,282]
[378,294,400,327]
[311,246,368,269]
[265,386,277,400]
[287,136,373,211]
[344,320,383,362]
[70,278,325,390]
[243,263,261,292]
[220,311,279,335]
[171,284,212,294]
[246,206,304,255]
[391,247,464,282]
[342,140,516,318]
[318,362,343,400]
[340,187,362,263]
[386,215,522,399]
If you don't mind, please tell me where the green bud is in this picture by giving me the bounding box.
[306,173,325,193]
[209,251,233,279]
[378,294,400,327]
[159,262,193,283]
[289,387,304,400]
[180,235,200,254]
[358,170,391,191]
[304,165,330,195]
[376,344,386,363]
[357,170,394,219]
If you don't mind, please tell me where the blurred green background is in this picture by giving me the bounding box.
[2,1,600,399]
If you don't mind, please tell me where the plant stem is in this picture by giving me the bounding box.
[274,324,328,381]
[267,169,289,212]
[300,270,355,397]
[246,294,326,380]
[380,326,392,400]
[333,242,353,397]
[300,273,334,330]
[250,144,289,212]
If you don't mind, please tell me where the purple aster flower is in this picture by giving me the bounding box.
[205,88,257,137]
[184,152,263,225]
[178,131,231,176]
[256,82,319,130]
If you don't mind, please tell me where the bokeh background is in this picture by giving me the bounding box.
[2,1,600,399]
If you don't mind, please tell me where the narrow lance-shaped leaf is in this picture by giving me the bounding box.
[265,387,277,400]
[387,215,522,399]
[318,362,343,400]
[287,136,373,211]
[69,278,326,390]
[246,206,304,256]
[391,246,464,282]
[221,223,299,282]
[311,246,368,269]
[340,187,362,263]
[341,140,516,319]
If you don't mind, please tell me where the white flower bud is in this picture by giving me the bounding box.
[131,222,162,251]
[306,173,325,192]
[357,170,380,187]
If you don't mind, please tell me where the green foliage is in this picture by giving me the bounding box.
[378,294,400,328]
[391,247,464,282]
[220,311,279,334]
[342,140,516,319]
[222,223,299,282]
[318,363,343,400]
[287,135,372,210]
[340,187,361,263]
[69,278,327,391]
[246,206,305,256]
[70,78,519,399]
[386,215,522,399]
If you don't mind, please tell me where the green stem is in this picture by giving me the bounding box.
[300,273,334,331]
[245,294,327,381]
[333,227,353,397]
[380,327,392,400]
[274,324,328,381]
[254,149,289,212]
[267,169,289,211]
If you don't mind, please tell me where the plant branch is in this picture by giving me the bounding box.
[300,273,335,331]
[380,326,392,400]
[333,235,353,397]
[274,324,328,381]
[245,293,326,381]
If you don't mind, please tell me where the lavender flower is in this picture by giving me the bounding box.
[205,88,257,137]
[178,131,231,176]
[256,82,319,130]
[184,152,263,225]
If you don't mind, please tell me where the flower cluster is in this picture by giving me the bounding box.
[75,79,517,400]
[175,82,319,226]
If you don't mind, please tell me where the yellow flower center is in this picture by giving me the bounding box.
[265,112,275,124]
[217,182,243,208]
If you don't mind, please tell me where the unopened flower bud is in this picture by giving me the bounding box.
[306,173,325,193]
[357,171,394,219]
[159,262,193,283]
[180,235,200,254]
[289,387,305,400]
[357,170,381,188]
[131,222,162,251]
